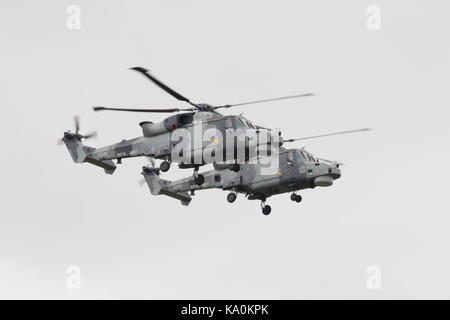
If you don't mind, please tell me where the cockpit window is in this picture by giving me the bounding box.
[239,117,255,129]
[287,151,295,163]
[307,154,317,162]
[246,120,255,129]
[234,118,246,130]
[299,150,317,162]
[225,118,233,129]
[296,150,306,161]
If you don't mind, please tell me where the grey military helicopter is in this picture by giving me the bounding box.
[140,130,369,215]
[61,67,315,184]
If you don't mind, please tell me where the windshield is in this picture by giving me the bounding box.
[232,117,246,130]
[240,116,255,129]
[296,150,306,161]
[307,153,317,162]
[299,150,317,162]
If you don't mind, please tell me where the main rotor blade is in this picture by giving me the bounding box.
[216,93,314,109]
[93,106,194,113]
[144,156,155,168]
[130,67,195,106]
[284,128,371,142]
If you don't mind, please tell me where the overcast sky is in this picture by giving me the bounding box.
[1,0,449,299]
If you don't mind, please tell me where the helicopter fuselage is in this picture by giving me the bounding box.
[84,111,278,168]
[141,147,341,207]
[60,67,366,214]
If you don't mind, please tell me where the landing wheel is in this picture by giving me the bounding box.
[194,174,205,185]
[230,164,240,172]
[262,205,272,215]
[227,192,237,203]
[291,193,302,203]
[160,160,171,172]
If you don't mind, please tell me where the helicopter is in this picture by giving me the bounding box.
[60,67,316,184]
[141,145,350,215]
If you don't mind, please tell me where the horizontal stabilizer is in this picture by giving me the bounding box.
[85,156,117,175]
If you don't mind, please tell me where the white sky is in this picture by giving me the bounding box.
[0,0,449,299]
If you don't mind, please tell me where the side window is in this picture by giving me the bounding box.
[178,114,193,126]
[287,151,295,163]
[301,151,308,161]
[225,118,234,129]
[297,150,306,161]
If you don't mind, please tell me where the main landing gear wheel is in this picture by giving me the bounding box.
[291,193,302,203]
[229,164,240,172]
[160,160,171,172]
[193,165,204,185]
[194,174,205,185]
[227,192,237,203]
[262,205,272,215]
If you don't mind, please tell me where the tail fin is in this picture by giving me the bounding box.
[63,135,117,175]
[141,167,191,206]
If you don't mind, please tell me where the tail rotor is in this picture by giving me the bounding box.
[59,116,97,145]
[72,115,97,141]
[139,157,159,186]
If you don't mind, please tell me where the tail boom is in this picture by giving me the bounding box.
[141,167,192,206]
[63,134,117,175]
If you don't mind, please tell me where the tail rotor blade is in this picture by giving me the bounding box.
[82,131,97,140]
[68,116,97,141]
[140,157,158,186]
[74,116,80,134]
[144,156,155,168]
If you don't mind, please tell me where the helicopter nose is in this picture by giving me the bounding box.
[312,164,341,187]
[314,175,334,187]
[328,165,341,180]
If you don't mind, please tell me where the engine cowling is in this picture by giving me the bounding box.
[139,121,167,137]
[139,114,194,137]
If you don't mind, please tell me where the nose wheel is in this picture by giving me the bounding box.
[193,166,204,185]
[290,193,302,203]
[160,160,171,172]
[227,192,237,203]
[229,163,240,172]
[261,202,271,215]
